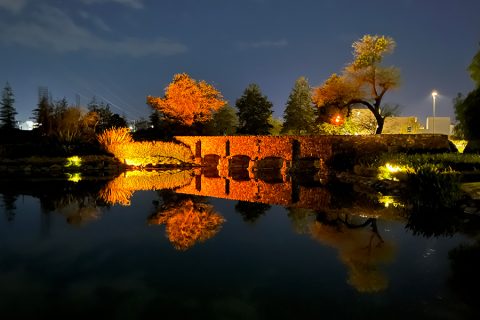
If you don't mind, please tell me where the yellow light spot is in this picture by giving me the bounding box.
[385,163,402,173]
[67,173,82,183]
[378,195,404,208]
[377,163,411,181]
[66,156,82,167]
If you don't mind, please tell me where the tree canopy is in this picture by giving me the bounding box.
[236,83,273,135]
[469,45,480,88]
[87,97,127,133]
[205,104,239,135]
[454,45,480,145]
[147,73,225,126]
[312,35,400,134]
[0,82,17,130]
[281,76,316,135]
[454,89,480,141]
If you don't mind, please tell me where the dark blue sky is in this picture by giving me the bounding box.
[0,0,479,124]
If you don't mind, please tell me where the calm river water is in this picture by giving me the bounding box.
[0,170,478,319]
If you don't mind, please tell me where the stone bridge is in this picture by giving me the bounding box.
[175,135,333,174]
[175,134,452,174]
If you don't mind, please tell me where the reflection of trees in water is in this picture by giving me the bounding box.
[310,213,395,293]
[0,179,109,226]
[1,193,18,222]
[448,239,480,309]
[405,208,461,238]
[287,207,316,234]
[50,194,101,226]
[234,201,271,224]
[149,192,225,251]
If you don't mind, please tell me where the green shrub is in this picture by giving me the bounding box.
[405,164,462,210]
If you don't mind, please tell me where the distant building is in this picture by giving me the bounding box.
[423,117,453,135]
[349,107,453,135]
[383,116,421,134]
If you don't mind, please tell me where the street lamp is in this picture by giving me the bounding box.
[431,90,438,134]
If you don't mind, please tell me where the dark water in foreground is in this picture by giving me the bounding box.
[0,171,479,320]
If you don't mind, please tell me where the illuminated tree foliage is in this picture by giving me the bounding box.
[0,82,17,130]
[149,199,225,251]
[313,35,400,134]
[53,106,97,144]
[146,73,225,126]
[281,77,316,135]
[32,97,98,144]
[236,83,273,135]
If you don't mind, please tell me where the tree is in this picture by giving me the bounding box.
[453,93,466,139]
[87,97,127,133]
[454,89,480,140]
[236,83,273,135]
[455,46,480,144]
[53,106,97,144]
[204,104,239,135]
[146,73,225,126]
[469,45,480,88]
[235,201,271,224]
[281,77,316,134]
[0,82,17,129]
[149,110,162,130]
[268,116,283,135]
[32,96,54,135]
[312,35,401,134]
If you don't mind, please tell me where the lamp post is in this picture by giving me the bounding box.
[431,90,438,134]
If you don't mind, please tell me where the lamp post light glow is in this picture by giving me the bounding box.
[431,90,438,134]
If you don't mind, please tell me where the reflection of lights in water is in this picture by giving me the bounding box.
[377,195,404,208]
[67,173,82,183]
[66,156,82,167]
[423,248,436,258]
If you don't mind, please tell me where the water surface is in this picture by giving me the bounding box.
[0,172,478,319]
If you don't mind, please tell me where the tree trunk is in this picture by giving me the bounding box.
[375,116,385,134]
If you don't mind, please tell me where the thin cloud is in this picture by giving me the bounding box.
[79,0,144,9]
[237,39,288,49]
[0,0,27,13]
[79,10,111,32]
[0,5,187,57]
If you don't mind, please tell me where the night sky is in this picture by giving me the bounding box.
[0,0,479,125]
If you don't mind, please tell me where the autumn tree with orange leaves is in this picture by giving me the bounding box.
[147,73,225,127]
[312,35,400,134]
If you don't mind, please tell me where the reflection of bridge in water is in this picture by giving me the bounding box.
[176,173,331,211]
[99,169,331,210]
